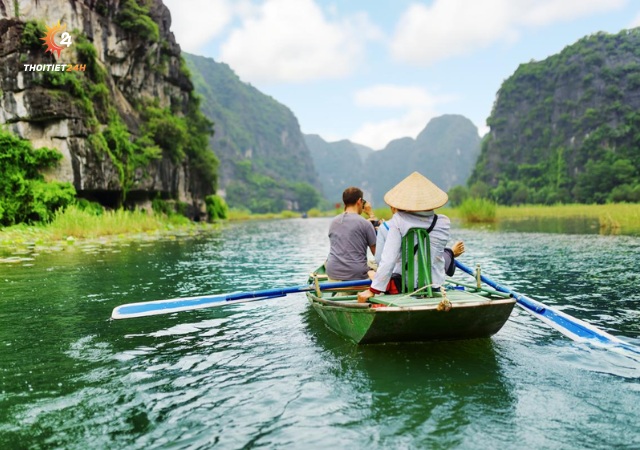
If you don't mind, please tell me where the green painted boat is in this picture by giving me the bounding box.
[306,265,516,344]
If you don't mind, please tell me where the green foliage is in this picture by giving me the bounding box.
[609,184,640,202]
[447,185,469,207]
[458,198,497,223]
[469,181,490,199]
[74,34,106,84]
[225,160,321,213]
[116,0,160,42]
[573,155,637,203]
[28,180,77,222]
[75,198,104,216]
[20,20,47,48]
[151,198,189,218]
[177,94,219,192]
[151,198,173,216]
[306,208,324,218]
[292,182,321,212]
[26,30,218,215]
[205,195,228,220]
[35,33,218,207]
[0,129,76,225]
[100,108,163,202]
[139,105,188,162]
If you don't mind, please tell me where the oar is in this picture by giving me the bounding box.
[455,260,640,354]
[111,279,372,320]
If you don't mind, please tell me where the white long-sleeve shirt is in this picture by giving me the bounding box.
[371,211,450,292]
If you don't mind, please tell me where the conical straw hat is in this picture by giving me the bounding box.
[383,172,448,211]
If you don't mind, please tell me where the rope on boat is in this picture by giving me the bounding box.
[437,286,452,312]
[390,284,451,312]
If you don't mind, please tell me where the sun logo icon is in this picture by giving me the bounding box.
[40,21,73,58]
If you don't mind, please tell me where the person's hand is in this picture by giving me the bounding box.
[357,289,375,303]
[363,203,374,218]
[452,241,465,257]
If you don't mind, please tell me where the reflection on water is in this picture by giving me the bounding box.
[0,218,639,448]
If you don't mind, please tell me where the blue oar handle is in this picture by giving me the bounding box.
[455,261,547,314]
[225,279,371,301]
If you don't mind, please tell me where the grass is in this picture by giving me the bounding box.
[226,208,304,221]
[494,203,640,234]
[455,198,497,223]
[46,205,193,239]
[369,201,640,235]
[0,205,214,258]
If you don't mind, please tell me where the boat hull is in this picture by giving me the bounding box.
[307,294,515,344]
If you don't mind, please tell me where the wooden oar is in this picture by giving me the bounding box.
[455,260,640,354]
[111,279,372,320]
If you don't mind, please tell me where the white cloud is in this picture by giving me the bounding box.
[219,0,381,83]
[522,0,626,26]
[163,0,235,53]
[354,84,451,109]
[350,108,438,150]
[391,0,627,65]
[350,84,456,149]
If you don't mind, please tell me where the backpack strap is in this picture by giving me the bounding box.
[425,214,438,233]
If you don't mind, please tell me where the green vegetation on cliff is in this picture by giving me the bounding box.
[470,28,640,205]
[0,129,75,225]
[184,53,322,213]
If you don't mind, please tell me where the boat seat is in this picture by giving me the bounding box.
[401,227,434,297]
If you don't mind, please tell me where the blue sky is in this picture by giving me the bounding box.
[163,0,640,150]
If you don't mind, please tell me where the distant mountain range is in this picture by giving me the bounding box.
[306,115,481,207]
[185,52,480,211]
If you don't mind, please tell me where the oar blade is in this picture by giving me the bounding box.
[111,293,231,319]
[109,279,372,320]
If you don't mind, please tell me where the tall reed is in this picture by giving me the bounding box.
[458,198,497,223]
[47,205,189,240]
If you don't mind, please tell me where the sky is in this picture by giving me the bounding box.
[163,0,640,150]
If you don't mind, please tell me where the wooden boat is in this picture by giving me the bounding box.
[306,265,516,344]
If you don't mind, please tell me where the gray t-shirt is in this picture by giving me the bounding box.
[326,212,377,280]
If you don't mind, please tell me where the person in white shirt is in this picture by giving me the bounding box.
[357,172,463,302]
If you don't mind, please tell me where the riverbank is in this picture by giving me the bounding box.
[0,206,308,261]
[2,202,639,262]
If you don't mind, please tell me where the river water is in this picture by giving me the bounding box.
[1,218,639,449]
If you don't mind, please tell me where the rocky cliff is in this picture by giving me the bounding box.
[0,0,217,217]
[470,28,640,204]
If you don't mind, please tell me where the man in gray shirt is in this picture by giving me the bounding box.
[325,187,377,280]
